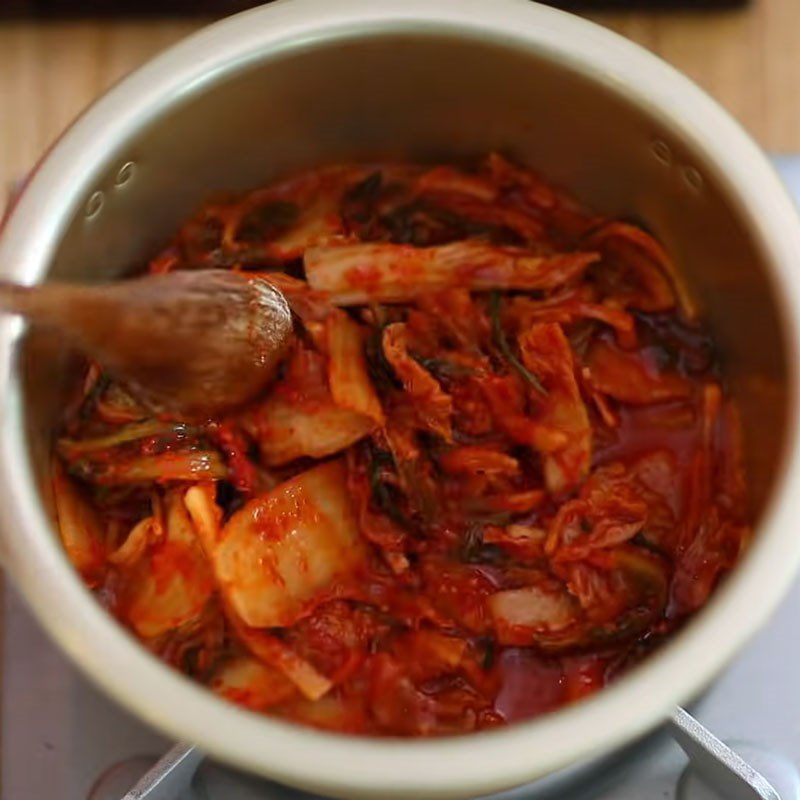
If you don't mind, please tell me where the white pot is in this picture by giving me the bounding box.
[1,1,800,798]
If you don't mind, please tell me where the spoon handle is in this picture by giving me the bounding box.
[0,279,102,330]
[0,280,43,316]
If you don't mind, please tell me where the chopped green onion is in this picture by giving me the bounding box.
[488,291,547,396]
[68,451,227,485]
[367,445,410,528]
[58,420,197,458]
[412,355,475,380]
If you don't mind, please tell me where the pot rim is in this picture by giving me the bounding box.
[1,1,800,796]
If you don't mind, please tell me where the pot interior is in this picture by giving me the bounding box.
[23,28,787,524]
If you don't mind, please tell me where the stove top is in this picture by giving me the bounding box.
[3,156,800,800]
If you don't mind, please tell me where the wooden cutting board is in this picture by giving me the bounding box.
[1,0,800,216]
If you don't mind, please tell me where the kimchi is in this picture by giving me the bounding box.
[52,154,749,735]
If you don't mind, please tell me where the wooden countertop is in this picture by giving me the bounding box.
[1,0,799,211]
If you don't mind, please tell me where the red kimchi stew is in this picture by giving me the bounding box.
[52,154,749,736]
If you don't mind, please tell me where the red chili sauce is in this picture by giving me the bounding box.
[52,155,749,736]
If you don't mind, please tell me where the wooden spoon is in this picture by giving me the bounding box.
[0,270,293,419]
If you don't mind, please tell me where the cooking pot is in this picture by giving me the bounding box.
[2,1,800,798]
